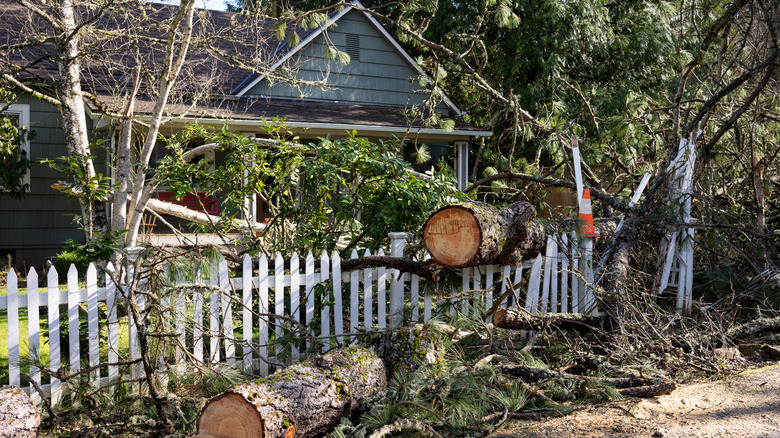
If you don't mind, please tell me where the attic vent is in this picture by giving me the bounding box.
[345,34,360,62]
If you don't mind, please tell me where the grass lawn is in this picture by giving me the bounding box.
[1,305,130,387]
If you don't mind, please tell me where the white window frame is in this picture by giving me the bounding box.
[1,103,31,192]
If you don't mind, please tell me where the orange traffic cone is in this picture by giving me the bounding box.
[578,189,599,238]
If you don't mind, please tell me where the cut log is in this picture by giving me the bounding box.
[493,308,601,332]
[422,201,619,268]
[194,347,386,438]
[0,386,40,438]
[422,201,538,268]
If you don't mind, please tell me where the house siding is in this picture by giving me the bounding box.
[0,94,93,267]
[246,10,450,115]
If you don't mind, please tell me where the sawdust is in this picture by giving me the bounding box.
[491,363,780,438]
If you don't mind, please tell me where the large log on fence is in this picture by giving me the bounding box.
[422,201,539,268]
[0,386,40,438]
[194,347,386,438]
[423,200,620,268]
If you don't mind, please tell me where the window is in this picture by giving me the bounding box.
[1,103,31,195]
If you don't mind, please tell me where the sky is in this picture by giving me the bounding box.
[200,0,228,11]
[150,0,228,11]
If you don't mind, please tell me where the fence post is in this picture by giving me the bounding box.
[125,246,144,380]
[388,232,407,327]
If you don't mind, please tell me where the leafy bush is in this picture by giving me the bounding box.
[53,250,91,280]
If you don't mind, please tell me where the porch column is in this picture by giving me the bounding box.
[454,140,469,191]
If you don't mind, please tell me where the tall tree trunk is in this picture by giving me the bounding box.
[57,0,108,241]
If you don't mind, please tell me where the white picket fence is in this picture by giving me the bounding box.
[1,232,598,402]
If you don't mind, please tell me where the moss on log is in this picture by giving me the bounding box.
[371,324,444,380]
[194,347,386,438]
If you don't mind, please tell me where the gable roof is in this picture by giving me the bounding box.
[231,0,463,116]
[1,0,485,136]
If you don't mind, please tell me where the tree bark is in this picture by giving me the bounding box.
[194,347,386,438]
[496,364,676,398]
[422,201,537,267]
[0,386,40,438]
[493,308,601,332]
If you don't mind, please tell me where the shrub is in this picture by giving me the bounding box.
[54,250,91,280]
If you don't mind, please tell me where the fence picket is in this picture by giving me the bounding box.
[320,251,330,353]
[423,275,432,322]
[513,264,523,309]
[242,254,253,372]
[219,258,235,366]
[541,237,554,313]
[571,231,580,313]
[127,257,141,380]
[258,254,269,376]
[411,273,419,323]
[363,249,373,329]
[461,267,470,314]
[581,238,596,315]
[274,253,284,360]
[67,264,81,379]
[332,251,344,347]
[549,238,559,313]
[290,252,300,362]
[7,269,19,388]
[526,255,543,313]
[305,252,315,349]
[501,265,511,308]
[26,268,40,403]
[175,269,186,362]
[105,263,119,385]
[560,234,569,314]
[46,267,61,404]
[193,269,204,363]
[350,250,359,341]
[87,264,99,386]
[209,259,220,363]
[473,267,482,317]
[376,248,386,329]
[485,265,495,319]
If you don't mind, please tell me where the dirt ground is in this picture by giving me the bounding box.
[491,363,780,438]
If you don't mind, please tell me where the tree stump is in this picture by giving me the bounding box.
[0,386,40,438]
[194,347,386,438]
[422,201,538,267]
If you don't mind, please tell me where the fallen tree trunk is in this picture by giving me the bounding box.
[0,386,40,438]
[422,201,618,268]
[194,347,386,438]
[340,256,436,282]
[696,315,780,348]
[422,201,538,267]
[493,308,601,332]
[496,364,676,398]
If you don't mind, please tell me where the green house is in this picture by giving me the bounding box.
[0,0,490,267]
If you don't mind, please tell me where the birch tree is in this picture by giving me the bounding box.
[0,0,330,247]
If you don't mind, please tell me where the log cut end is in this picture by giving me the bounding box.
[196,393,264,438]
[422,206,481,267]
